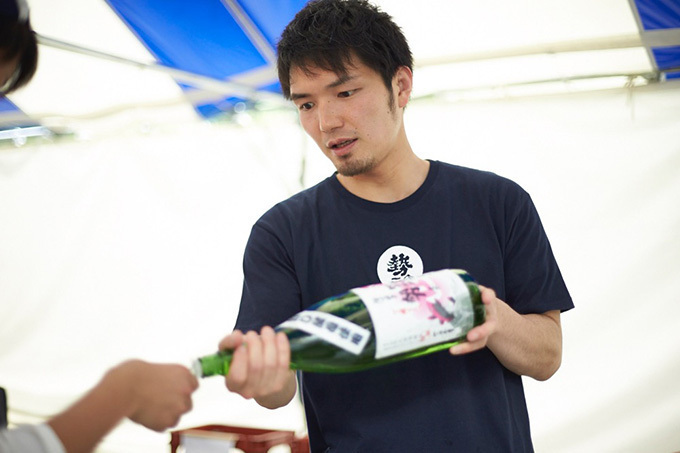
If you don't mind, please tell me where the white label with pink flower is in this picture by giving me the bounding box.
[352,269,474,359]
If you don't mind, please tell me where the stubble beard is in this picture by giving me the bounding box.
[335,155,376,177]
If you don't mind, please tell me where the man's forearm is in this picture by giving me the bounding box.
[488,303,563,381]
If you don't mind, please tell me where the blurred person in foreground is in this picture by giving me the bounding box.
[218,0,574,451]
[0,0,36,95]
[1,361,197,453]
[0,1,198,452]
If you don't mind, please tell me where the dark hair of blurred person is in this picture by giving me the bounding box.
[0,0,38,94]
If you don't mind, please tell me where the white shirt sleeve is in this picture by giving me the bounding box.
[0,423,66,453]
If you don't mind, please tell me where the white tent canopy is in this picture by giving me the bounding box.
[2,0,676,140]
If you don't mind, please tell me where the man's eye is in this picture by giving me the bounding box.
[338,90,355,98]
[299,102,314,111]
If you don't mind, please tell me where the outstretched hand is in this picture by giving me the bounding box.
[114,360,198,431]
[47,359,199,453]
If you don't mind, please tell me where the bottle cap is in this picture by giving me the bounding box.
[191,359,203,378]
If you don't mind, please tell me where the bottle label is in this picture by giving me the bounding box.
[352,269,475,359]
[278,310,371,355]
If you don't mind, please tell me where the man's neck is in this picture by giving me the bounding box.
[336,153,430,203]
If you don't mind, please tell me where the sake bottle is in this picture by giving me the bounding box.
[193,269,485,377]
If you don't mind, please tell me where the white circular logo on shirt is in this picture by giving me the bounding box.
[376,245,424,284]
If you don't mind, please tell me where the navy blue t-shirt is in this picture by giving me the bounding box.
[234,160,573,452]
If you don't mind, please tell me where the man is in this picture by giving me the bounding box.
[220,0,573,451]
[1,1,199,452]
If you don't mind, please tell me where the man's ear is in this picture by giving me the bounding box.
[394,66,413,108]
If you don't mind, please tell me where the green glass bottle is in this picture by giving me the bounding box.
[193,269,485,377]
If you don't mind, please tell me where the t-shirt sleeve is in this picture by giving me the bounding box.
[233,217,302,332]
[0,423,66,453]
[502,184,574,315]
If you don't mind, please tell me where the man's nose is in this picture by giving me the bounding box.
[318,101,342,132]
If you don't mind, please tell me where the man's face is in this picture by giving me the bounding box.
[289,57,409,177]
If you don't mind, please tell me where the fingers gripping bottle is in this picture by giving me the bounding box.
[194,269,485,376]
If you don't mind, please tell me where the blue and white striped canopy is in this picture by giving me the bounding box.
[104,0,307,118]
[634,0,680,79]
[1,0,679,140]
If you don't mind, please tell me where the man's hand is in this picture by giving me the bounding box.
[219,327,297,409]
[449,285,498,355]
[449,285,563,380]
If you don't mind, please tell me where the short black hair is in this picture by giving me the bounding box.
[277,0,412,99]
[0,14,38,95]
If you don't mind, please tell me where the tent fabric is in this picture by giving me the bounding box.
[104,0,308,118]
[2,80,679,452]
[0,98,38,132]
[0,0,678,136]
[632,0,680,78]
[634,0,680,28]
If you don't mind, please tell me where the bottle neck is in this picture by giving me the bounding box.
[194,350,233,377]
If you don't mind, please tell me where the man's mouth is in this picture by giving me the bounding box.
[329,138,357,150]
